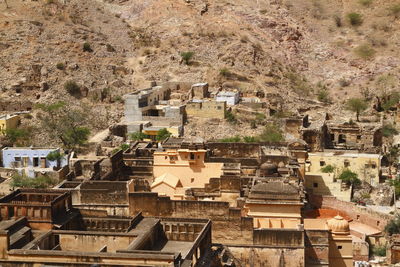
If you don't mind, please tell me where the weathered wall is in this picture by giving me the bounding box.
[228,246,305,267]
[59,233,134,253]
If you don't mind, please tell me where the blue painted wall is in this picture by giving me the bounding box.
[1,148,67,170]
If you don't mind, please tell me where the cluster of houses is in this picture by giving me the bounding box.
[0,81,399,266]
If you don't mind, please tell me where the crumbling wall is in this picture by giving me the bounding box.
[309,194,392,231]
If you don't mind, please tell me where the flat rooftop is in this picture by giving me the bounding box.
[0,114,19,120]
[309,150,381,158]
[2,147,59,151]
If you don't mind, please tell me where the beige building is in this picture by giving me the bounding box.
[186,100,226,119]
[151,173,185,199]
[0,114,20,135]
[304,216,353,267]
[307,151,382,186]
[305,172,351,201]
[244,179,304,229]
[153,148,223,190]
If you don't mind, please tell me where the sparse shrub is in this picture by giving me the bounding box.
[255,112,266,123]
[333,15,342,27]
[243,136,258,143]
[64,81,80,96]
[23,113,33,119]
[83,42,93,52]
[250,120,257,129]
[317,89,330,103]
[180,51,194,65]
[321,164,335,173]
[56,62,65,70]
[371,245,387,257]
[106,44,115,52]
[220,68,231,77]
[259,9,267,14]
[112,143,130,154]
[225,110,237,124]
[11,173,57,189]
[219,136,242,143]
[156,128,171,141]
[339,78,350,87]
[359,0,373,7]
[385,215,400,235]
[354,44,376,60]
[113,96,124,103]
[347,12,363,26]
[46,0,55,4]
[129,132,147,141]
[258,123,283,143]
[382,124,398,137]
[389,4,400,18]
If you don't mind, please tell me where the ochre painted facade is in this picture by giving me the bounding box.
[153,149,223,188]
[0,114,20,135]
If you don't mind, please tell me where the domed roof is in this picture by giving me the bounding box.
[326,215,350,235]
[260,161,278,170]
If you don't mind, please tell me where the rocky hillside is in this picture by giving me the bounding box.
[0,0,399,143]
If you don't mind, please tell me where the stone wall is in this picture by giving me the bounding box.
[228,246,305,267]
[309,194,392,231]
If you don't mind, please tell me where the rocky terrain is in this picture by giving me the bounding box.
[0,0,399,144]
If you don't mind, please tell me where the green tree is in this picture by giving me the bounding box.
[36,101,90,149]
[112,143,130,154]
[180,51,194,65]
[382,124,398,137]
[338,169,361,185]
[83,42,93,52]
[129,131,147,141]
[321,164,335,173]
[258,123,283,142]
[3,128,30,146]
[385,215,400,235]
[156,128,171,141]
[345,98,368,121]
[46,151,63,162]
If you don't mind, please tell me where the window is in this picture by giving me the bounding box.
[377,221,380,226]
[33,157,39,167]
[190,153,195,160]
[319,161,326,167]
[198,155,200,159]
[357,215,360,220]
[313,183,318,188]
[330,134,335,141]
[14,157,21,162]
[191,178,194,183]
[371,164,376,169]
[217,106,222,110]
[337,246,342,249]
[357,135,361,140]
[338,134,346,144]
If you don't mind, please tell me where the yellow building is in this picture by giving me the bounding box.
[0,114,20,135]
[304,216,353,267]
[153,148,223,190]
[244,179,304,229]
[305,173,351,201]
[327,216,353,267]
[186,100,226,119]
[151,173,185,200]
[307,151,381,186]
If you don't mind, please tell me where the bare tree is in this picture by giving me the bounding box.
[4,0,9,8]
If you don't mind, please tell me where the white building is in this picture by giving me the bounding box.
[215,91,239,106]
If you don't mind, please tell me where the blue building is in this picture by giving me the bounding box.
[1,147,68,177]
